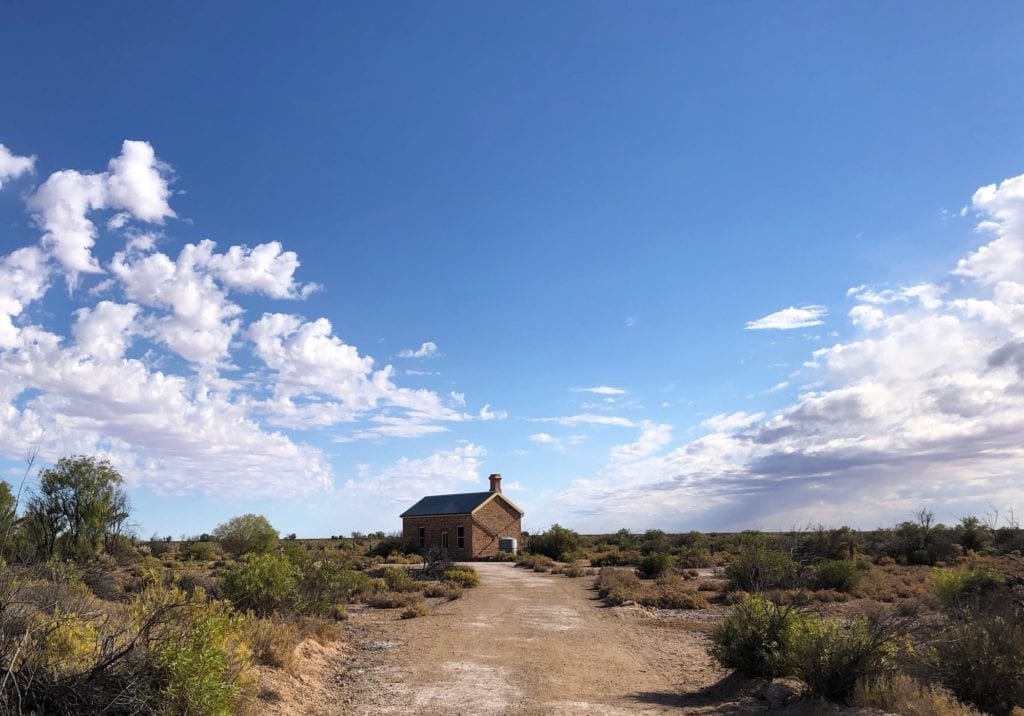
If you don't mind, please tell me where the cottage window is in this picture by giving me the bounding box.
[441,531,449,549]
[418,526,425,548]
[457,526,464,549]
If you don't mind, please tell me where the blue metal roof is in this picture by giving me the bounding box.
[400,491,524,517]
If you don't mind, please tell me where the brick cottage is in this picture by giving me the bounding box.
[400,474,524,559]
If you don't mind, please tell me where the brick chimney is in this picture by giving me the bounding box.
[488,473,502,494]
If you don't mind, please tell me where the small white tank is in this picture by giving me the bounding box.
[498,537,517,554]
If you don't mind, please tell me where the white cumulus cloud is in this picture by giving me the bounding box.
[0,144,35,188]
[0,141,490,499]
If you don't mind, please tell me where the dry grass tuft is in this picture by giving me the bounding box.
[595,569,709,609]
[250,618,301,673]
[851,674,981,715]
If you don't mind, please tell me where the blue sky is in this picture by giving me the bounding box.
[2,3,1024,537]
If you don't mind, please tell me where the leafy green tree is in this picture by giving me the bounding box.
[27,455,130,561]
[0,481,16,554]
[528,524,584,561]
[212,513,278,556]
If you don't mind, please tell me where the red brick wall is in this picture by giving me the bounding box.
[470,497,522,558]
[402,515,472,560]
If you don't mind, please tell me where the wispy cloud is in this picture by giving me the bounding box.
[398,341,439,358]
[746,305,827,330]
[534,413,635,428]
[573,385,627,395]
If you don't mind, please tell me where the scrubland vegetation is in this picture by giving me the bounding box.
[6,453,1024,714]
[0,455,477,715]
[518,513,1024,715]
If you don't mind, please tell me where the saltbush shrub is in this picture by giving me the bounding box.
[423,582,463,600]
[930,567,1005,613]
[442,568,480,588]
[401,601,429,619]
[381,566,420,593]
[710,594,802,678]
[725,533,796,592]
[516,554,555,571]
[810,559,862,593]
[595,569,708,609]
[788,614,896,701]
[590,550,626,567]
[221,553,300,617]
[638,552,674,579]
[298,562,369,614]
[179,541,220,562]
[926,603,1024,715]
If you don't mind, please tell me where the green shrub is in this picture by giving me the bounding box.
[788,614,897,701]
[133,556,166,586]
[130,584,256,716]
[927,603,1024,715]
[382,566,420,592]
[930,567,1005,613]
[590,550,626,567]
[494,551,516,562]
[562,564,586,578]
[280,540,312,568]
[725,533,797,592]
[516,554,555,571]
[638,552,674,579]
[811,559,862,593]
[442,568,480,588]
[179,541,220,562]
[221,553,300,617]
[298,562,369,614]
[710,594,802,678]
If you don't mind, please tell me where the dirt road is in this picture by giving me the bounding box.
[336,563,753,715]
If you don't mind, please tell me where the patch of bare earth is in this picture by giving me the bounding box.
[254,638,351,716]
[266,564,884,714]
[337,563,758,715]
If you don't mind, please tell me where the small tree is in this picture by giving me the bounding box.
[212,514,278,556]
[27,455,130,561]
[528,524,583,561]
[726,532,797,592]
